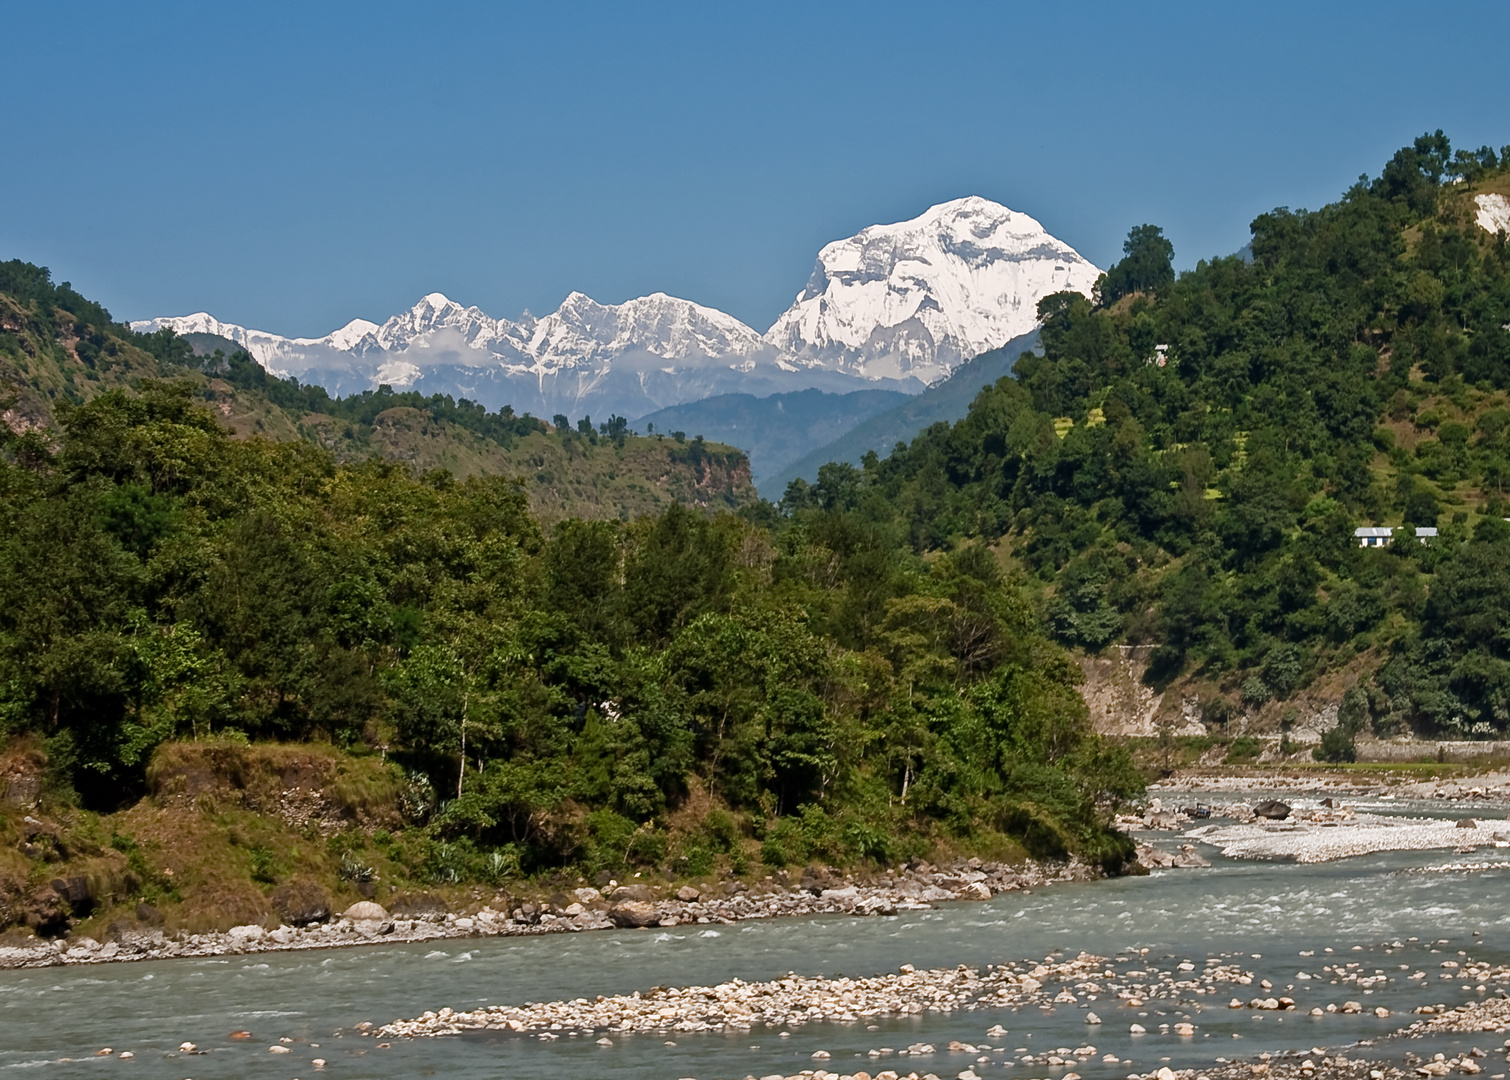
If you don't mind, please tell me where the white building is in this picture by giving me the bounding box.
[1354,525,1439,547]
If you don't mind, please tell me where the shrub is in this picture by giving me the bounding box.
[1225,736,1261,763]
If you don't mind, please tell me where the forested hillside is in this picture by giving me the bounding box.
[0,261,756,522]
[0,373,1139,935]
[787,133,1510,754]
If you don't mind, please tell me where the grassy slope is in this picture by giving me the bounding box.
[764,331,1040,495]
[0,738,1032,938]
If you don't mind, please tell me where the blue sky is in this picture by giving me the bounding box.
[4,1,1509,336]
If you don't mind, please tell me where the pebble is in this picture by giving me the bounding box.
[373,954,1125,1038]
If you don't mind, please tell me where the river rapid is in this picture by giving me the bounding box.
[5,793,1510,1080]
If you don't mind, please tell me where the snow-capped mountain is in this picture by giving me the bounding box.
[133,196,1098,418]
[141,310,385,375]
[765,196,1100,383]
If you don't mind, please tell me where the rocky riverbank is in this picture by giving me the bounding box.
[1151,769,1510,807]
[0,856,1106,970]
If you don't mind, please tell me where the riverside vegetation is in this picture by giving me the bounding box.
[3,132,1510,944]
[0,279,1140,942]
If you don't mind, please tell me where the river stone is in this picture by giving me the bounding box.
[675,885,701,902]
[607,900,659,928]
[610,884,653,902]
[342,901,388,922]
[1253,800,1292,820]
[574,887,602,903]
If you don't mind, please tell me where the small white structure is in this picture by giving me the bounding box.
[1355,525,1438,548]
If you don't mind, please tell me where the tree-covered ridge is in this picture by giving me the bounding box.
[793,133,1510,746]
[0,380,1140,880]
[0,263,757,521]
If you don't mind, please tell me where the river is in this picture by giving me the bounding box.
[4,794,1508,1080]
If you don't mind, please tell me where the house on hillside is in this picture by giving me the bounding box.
[1353,525,1439,547]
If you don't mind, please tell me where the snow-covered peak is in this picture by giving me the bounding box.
[326,318,381,351]
[764,195,1100,382]
[372,292,516,353]
[527,290,765,365]
[132,193,1098,407]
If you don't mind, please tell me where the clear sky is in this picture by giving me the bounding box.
[4,1,1509,337]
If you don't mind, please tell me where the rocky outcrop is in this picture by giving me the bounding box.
[270,880,330,926]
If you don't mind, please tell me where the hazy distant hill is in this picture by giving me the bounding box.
[634,387,909,487]
[763,331,1039,496]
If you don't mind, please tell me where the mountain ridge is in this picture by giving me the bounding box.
[133,196,1099,420]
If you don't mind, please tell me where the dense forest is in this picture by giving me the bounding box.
[786,133,1510,757]
[5,131,1507,908]
[0,380,1139,885]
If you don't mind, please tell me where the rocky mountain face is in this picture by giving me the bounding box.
[765,197,1100,384]
[134,197,1098,419]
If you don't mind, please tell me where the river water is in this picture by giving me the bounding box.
[5,794,1510,1080]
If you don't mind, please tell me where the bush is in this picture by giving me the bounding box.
[1225,736,1261,763]
[1313,724,1358,763]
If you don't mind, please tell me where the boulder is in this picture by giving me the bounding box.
[1456,818,1478,829]
[675,885,700,902]
[270,879,330,926]
[1253,800,1292,820]
[609,883,653,902]
[574,887,602,903]
[342,901,388,922]
[24,885,71,936]
[49,875,93,915]
[134,901,164,926]
[607,900,659,928]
